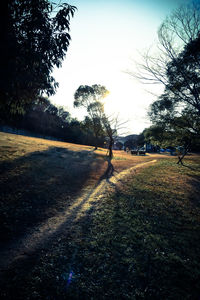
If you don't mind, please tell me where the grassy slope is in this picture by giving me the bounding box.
[0,132,151,244]
[25,158,199,300]
[0,132,200,299]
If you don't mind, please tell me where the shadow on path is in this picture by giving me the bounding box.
[0,151,117,271]
[0,146,104,251]
[0,157,157,299]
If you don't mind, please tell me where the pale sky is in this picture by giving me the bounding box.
[52,0,190,134]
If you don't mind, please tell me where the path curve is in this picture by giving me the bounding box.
[0,159,157,270]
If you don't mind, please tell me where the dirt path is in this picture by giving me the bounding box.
[0,159,156,272]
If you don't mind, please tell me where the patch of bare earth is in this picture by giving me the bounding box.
[0,132,157,274]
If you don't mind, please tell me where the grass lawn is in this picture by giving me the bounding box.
[0,132,151,244]
[0,132,200,299]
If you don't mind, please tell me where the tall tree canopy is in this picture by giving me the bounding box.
[74,84,124,158]
[74,84,109,149]
[149,28,200,154]
[0,0,76,114]
[129,3,200,155]
[74,85,109,112]
[132,2,200,86]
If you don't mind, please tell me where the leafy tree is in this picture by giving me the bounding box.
[115,141,123,150]
[74,84,109,149]
[130,2,200,86]
[17,98,72,138]
[137,132,145,148]
[143,125,168,146]
[128,3,200,163]
[148,35,200,161]
[74,84,125,159]
[74,83,127,159]
[80,116,104,147]
[152,33,200,128]
[0,0,76,114]
[124,139,135,150]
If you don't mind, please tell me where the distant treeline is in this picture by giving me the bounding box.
[0,98,105,147]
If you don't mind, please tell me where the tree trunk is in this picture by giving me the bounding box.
[177,154,184,165]
[177,145,189,165]
[108,137,113,159]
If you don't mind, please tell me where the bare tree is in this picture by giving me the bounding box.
[102,114,128,159]
[127,2,200,163]
[127,2,200,86]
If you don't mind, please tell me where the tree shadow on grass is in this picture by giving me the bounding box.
[0,147,104,245]
[177,160,200,207]
[99,157,114,180]
[1,158,200,299]
[0,150,117,299]
[185,174,200,207]
[182,164,200,171]
[58,182,200,300]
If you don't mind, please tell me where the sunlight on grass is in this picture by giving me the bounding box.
[1,132,200,299]
[0,132,94,161]
[24,158,200,299]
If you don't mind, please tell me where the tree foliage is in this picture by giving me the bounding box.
[0,0,76,114]
[74,84,109,149]
[74,84,124,158]
[131,2,200,86]
[0,97,95,144]
[129,3,200,156]
[149,33,200,152]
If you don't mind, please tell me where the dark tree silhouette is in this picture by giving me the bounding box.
[0,0,76,114]
[74,84,109,149]
[128,3,200,163]
[102,115,118,159]
[148,35,200,162]
[74,84,126,158]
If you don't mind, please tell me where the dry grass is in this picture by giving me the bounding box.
[1,132,199,299]
[32,155,199,300]
[0,132,153,243]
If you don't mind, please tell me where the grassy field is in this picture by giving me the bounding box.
[0,132,152,244]
[0,132,200,299]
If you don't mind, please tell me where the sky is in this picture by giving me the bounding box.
[52,0,190,135]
